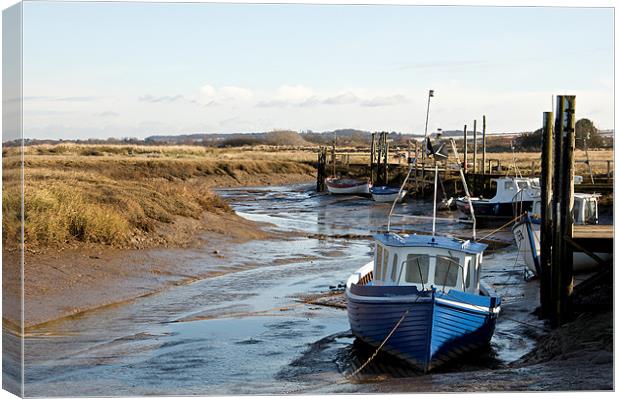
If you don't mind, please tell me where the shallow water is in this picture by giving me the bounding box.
[18,184,546,396]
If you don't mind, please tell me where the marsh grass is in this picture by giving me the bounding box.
[3,145,316,251]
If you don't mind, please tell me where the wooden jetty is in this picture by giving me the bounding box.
[315,126,613,199]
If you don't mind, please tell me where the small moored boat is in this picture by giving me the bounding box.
[455,177,540,222]
[346,233,500,372]
[512,193,612,278]
[346,163,500,373]
[371,186,406,202]
[325,177,371,195]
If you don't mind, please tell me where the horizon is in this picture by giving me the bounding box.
[14,2,615,140]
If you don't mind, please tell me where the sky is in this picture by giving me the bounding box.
[17,1,615,140]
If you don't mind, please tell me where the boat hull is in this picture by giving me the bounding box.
[371,187,406,202]
[326,178,371,195]
[346,284,500,372]
[456,198,533,218]
[512,217,612,276]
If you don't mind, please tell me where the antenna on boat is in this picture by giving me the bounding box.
[387,163,413,232]
[432,163,438,237]
[449,139,477,240]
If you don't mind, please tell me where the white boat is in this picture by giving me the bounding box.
[455,176,540,220]
[512,193,612,278]
[325,177,371,195]
[370,186,406,202]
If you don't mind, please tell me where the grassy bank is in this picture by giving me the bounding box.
[2,144,316,252]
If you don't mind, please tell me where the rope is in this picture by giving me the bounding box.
[345,309,410,379]
[283,293,420,395]
[478,212,526,241]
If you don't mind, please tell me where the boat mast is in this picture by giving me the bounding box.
[432,163,438,237]
[422,89,434,163]
[449,139,477,240]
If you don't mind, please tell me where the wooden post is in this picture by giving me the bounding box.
[370,133,376,184]
[539,111,554,318]
[551,95,577,326]
[482,115,487,174]
[384,133,389,184]
[607,160,611,183]
[317,147,327,192]
[331,133,336,177]
[559,95,576,325]
[463,124,468,174]
[550,98,565,327]
[473,119,478,174]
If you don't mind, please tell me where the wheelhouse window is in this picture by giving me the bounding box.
[404,254,430,284]
[584,199,597,223]
[517,181,528,190]
[504,181,514,190]
[434,256,461,288]
[382,248,390,280]
[532,201,541,215]
[465,258,473,289]
[375,245,383,279]
[573,201,583,224]
[391,254,399,281]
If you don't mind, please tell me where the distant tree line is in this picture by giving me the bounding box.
[514,118,611,151]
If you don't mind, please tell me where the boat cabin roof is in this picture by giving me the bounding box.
[374,233,487,255]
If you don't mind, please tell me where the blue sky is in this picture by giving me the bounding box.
[20,2,614,139]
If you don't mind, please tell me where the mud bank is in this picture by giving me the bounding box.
[5,212,273,330]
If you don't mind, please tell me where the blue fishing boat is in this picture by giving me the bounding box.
[345,163,500,373]
[370,186,406,202]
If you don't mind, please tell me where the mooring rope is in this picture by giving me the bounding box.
[478,212,527,242]
[283,290,420,394]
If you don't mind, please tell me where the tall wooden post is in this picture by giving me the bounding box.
[473,119,478,174]
[539,111,554,317]
[370,133,376,184]
[482,115,487,174]
[559,95,576,325]
[383,132,389,184]
[551,95,577,326]
[463,125,468,173]
[331,132,336,177]
[550,98,565,327]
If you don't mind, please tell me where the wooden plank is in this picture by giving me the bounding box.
[573,224,613,239]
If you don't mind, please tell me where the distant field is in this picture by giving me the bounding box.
[2,144,613,252]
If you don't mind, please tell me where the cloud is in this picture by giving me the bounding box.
[219,86,253,101]
[275,85,315,102]
[256,87,408,108]
[361,94,408,107]
[96,111,120,117]
[57,96,100,102]
[139,94,185,103]
[200,84,254,104]
[323,92,359,105]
